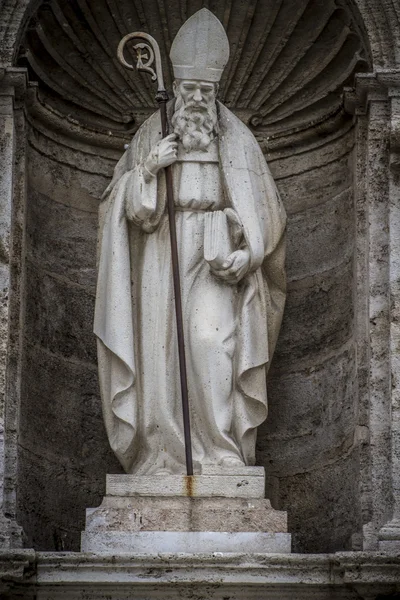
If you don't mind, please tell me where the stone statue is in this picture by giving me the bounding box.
[94,9,286,475]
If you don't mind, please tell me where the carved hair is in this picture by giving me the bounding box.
[171,88,218,152]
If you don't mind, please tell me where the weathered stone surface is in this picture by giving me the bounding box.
[0,72,29,549]
[26,188,98,288]
[82,475,290,554]
[106,472,265,499]
[258,118,359,553]
[0,549,35,595]
[3,550,399,599]
[0,91,16,549]
[81,531,292,554]
[261,345,357,474]
[24,265,96,364]
[17,341,122,550]
[271,132,354,203]
[273,451,362,554]
[28,126,117,178]
[84,496,286,533]
[360,95,392,550]
[201,465,263,476]
[274,260,354,365]
[285,189,353,281]
[15,1,369,150]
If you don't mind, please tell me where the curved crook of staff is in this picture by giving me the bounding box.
[117,32,194,477]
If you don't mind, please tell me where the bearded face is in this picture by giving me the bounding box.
[171,80,218,152]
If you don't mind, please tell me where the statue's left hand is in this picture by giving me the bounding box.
[212,248,251,285]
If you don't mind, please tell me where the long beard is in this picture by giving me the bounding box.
[171,95,218,152]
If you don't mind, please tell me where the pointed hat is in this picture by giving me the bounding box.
[170,8,230,82]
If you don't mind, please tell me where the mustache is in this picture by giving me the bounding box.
[184,100,208,110]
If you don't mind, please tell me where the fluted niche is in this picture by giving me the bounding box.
[16,0,370,552]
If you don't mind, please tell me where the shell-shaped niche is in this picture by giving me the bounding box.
[19,0,369,150]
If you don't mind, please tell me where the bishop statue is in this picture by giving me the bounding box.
[94,9,287,475]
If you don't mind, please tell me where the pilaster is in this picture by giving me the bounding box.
[378,71,400,551]
[346,69,400,551]
[0,67,28,549]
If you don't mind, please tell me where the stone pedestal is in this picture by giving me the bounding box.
[81,467,291,554]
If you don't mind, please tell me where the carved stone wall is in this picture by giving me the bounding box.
[0,0,400,560]
[259,123,359,552]
[17,128,122,550]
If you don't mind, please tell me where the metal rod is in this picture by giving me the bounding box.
[158,98,193,476]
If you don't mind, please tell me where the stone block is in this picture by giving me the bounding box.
[84,495,287,533]
[81,530,291,553]
[107,469,265,499]
[82,481,290,554]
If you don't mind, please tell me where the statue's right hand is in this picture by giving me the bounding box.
[144,134,178,177]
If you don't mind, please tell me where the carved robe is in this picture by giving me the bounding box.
[94,102,286,474]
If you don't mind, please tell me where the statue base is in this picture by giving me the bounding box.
[81,467,291,553]
[81,530,290,553]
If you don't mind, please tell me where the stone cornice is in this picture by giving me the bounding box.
[0,67,28,102]
[344,69,400,115]
[0,549,35,595]
[1,550,399,598]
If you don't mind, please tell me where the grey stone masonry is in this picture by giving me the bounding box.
[345,69,400,551]
[0,67,28,550]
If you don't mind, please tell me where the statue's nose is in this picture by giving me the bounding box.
[193,89,202,102]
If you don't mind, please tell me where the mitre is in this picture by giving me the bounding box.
[170,8,230,83]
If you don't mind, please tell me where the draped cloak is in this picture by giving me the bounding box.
[94,102,286,474]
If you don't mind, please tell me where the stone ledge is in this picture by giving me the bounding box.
[1,551,400,599]
[0,549,35,595]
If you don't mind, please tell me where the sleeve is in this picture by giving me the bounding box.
[118,165,165,233]
[102,111,166,233]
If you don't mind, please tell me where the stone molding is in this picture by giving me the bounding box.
[379,519,400,551]
[0,550,399,599]
[0,549,35,595]
[344,69,400,115]
[0,67,28,103]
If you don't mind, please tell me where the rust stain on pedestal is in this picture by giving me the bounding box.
[184,475,195,497]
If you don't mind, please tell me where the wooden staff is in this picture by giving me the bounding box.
[117,32,193,476]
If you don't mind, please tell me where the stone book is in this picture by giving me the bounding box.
[203,210,234,269]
